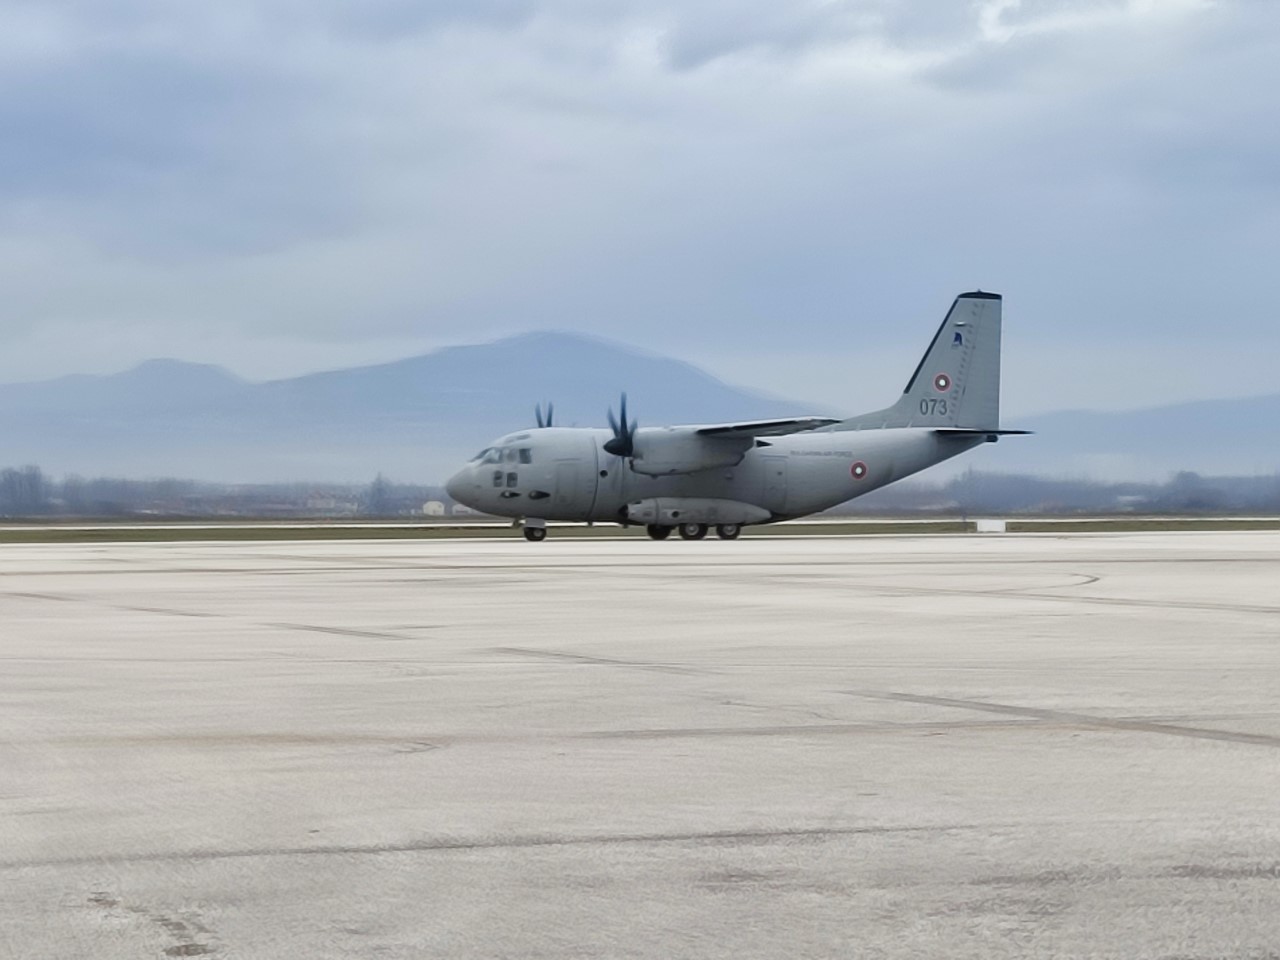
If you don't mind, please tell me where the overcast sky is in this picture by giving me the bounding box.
[1,0,1275,416]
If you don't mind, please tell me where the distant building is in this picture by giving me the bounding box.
[451,504,477,516]
[306,495,359,516]
[422,500,446,516]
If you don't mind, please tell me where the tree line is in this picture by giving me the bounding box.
[0,466,448,519]
[2,464,1279,520]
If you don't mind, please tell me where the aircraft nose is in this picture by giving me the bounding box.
[445,468,472,506]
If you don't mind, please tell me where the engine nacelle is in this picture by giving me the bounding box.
[624,498,772,526]
[628,430,750,476]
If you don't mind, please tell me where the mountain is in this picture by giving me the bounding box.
[980,395,1280,481]
[1,333,1277,483]
[0,333,824,482]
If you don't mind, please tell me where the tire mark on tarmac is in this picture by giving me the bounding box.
[14,718,1041,751]
[831,580,1280,616]
[262,622,414,641]
[88,892,218,957]
[846,691,1280,748]
[0,590,418,641]
[492,646,707,675]
[0,820,1031,870]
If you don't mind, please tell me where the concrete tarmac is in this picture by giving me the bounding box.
[2,532,1279,959]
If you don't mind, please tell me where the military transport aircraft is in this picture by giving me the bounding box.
[445,291,1026,541]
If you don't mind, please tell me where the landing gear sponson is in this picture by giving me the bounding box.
[521,519,747,542]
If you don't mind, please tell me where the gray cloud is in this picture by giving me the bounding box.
[0,0,1275,417]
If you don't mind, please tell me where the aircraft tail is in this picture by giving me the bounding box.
[836,291,1003,431]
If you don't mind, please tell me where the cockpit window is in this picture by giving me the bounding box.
[481,449,503,464]
[518,448,532,464]
[505,448,517,463]
[471,448,491,462]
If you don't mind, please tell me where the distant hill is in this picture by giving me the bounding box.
[977,395,1280,481]
[0,333,823,482]
[1,333,1277,482]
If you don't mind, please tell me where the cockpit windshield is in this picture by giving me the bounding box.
[471,448,504,464]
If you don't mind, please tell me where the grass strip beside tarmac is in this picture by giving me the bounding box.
[2,517,1278,543]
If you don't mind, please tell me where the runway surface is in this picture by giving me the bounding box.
[2,532,1279,958]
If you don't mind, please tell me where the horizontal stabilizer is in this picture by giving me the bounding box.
[934,428,1033,442]
[934,428,1032,435]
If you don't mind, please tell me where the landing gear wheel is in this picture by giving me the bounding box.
[716,524,742,540]
[646,524,672,541]
[678,522,708,541]
[523,527,547,542]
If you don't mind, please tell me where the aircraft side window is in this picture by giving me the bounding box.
[506,472,518,488]
[492,471,503,487]
[518,448,532,464]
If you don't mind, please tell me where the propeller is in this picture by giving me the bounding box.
[603,392,638,457]
[534,402,555,428]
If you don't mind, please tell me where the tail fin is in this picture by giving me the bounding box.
[837,291,1003,431]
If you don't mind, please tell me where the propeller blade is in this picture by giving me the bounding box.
[535,404,544,429]
[603,392,636,457]
[546,402,554,428]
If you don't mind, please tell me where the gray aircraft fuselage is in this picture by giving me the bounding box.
[445,291,1020,538]
[446,426,983,523]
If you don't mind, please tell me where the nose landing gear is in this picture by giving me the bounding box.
[522,519,548,542]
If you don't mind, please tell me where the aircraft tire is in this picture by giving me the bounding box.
[523,527,547,542]
[646,524,673,541]
[678,522,709,541]
[715,524,742,540]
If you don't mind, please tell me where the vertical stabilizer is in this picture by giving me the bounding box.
[837,291,1003,431]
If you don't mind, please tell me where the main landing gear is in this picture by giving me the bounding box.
[646,523,741,541]
[524,520,745,542]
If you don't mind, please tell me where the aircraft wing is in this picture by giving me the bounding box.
[694,417,840,438]
[624,418,838,476]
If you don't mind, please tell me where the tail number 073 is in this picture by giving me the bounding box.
[919,398,949,416]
